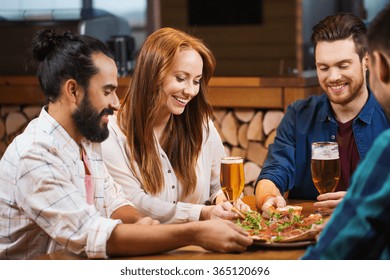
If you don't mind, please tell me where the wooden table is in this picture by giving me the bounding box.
[36,199,315,260]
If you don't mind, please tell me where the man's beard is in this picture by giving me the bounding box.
[326,68,365,106]
[72,93,113,143]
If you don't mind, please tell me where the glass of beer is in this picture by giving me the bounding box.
[311,142,340,195]
[220,156,245,206]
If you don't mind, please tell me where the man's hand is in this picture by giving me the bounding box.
[261,195,286,218]
[314,191,346,215]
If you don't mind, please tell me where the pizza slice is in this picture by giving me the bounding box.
[266,205,303,219]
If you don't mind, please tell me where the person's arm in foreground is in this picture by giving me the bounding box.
[106,219,253,256]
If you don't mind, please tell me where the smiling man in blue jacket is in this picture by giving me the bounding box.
[303,5,390,259]
[255,12,390,216]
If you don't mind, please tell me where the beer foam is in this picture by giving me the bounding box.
[221,156,243,164]
[312,155,339,160]
[312,142,339,159]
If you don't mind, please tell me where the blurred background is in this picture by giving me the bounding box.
[0,0,389,77]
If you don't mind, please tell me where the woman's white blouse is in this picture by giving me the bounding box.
[101,115,225,224]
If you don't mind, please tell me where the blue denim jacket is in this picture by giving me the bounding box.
[257,91,390,199]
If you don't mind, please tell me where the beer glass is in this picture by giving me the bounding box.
[311,142,340,195]
[220,156,245,206]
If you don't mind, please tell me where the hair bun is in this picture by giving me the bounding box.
[32,29,63,62]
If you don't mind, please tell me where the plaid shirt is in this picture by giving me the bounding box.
[0,107,131,259]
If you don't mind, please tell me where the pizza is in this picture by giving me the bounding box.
[236,205,325,243]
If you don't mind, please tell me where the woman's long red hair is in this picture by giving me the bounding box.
[118,27,216,198]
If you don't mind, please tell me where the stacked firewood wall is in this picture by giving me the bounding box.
[213,108,284,196]
[0,105,42,158]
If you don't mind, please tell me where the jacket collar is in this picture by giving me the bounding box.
[319,88,375,124]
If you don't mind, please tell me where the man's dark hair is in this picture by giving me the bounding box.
[368,5,390,57]
[32,29,114,103]
[311,13,368,61]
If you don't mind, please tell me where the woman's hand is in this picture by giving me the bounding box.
[234,198,251,212]
[135,217,160,225]
[200,201,246,221]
